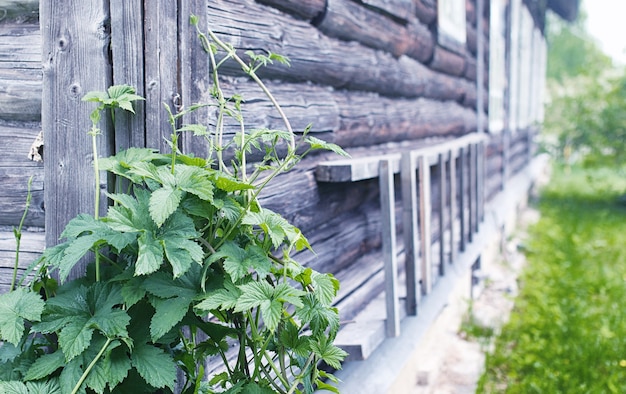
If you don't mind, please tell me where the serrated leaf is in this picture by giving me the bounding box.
[178,124,208,136]
[149,186,182,227]
[0,381,29,393]
[60,357,84,393]
[305,136,350,157]
[310,272,340,306]
[149,296,190,341]
[25,379,62,394]
[131,343,176,390]
[100,148,161,183]
[0,288,44,346]
[101,345,132,391]
[135,231,163,276]
[58,318,94,361]
[177,166,215,203]
[296,294,340,338]
[24,350,65,380]
[242,209,293,249]
[82,91,108,103]
[235,281,273,312]
[57,234,101,282]
[214,174,254,192]
[273,283,305,308]
[195,280,242,312]
[310,336,347,370]
[121,277,146,307]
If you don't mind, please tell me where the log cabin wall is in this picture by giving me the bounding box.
[0,0,44,292]
[0,0,569,384]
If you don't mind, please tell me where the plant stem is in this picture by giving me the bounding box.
[204,28,295,152]
[11,176,33,292]
[286,353,316,394]
[71,337,112,394]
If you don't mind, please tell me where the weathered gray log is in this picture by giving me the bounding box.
[332,93,477,148]
[207,0,474,102]
[0,23,41,121]
[41,0,112,279]
[0,122,44,227]
[316,0,412,57]
[405,19,435,63]
[429,45,467,76]
[255,0,325,21]
[361,0,414,22]
[464,53,477,81]
[0,0,38,21]
[413,0,436,25]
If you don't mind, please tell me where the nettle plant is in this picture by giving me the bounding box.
[0,16,348,394]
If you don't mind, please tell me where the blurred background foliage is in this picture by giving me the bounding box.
[542,6,626,169]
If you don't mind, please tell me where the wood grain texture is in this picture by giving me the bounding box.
[207,0,475,102]
[0,230,44,294]
[110,0,146,151]
[362,0,414,22]
[41,0,112,279]
[430,45,467,77]
[413,0,436,25]
[0,23,41,121]
[317,0,412,57]
[144,0,178,152]
[255,0,325,21]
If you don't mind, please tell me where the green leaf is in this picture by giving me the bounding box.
[195,280,242,312]
[310,271,340,306]
[235,281,273,312]
[214,174,254,192]
[0,288,44,346]
[82,91,108,103]
[24,350,65,380]
[149,186,182,227]
[175,164,215,202]
[25,379,62,394]
[58,316,94,361]
[101,345,132,391]
[305,135,350,157]
[296,294,340,338]
[135,231,163,276]
[0,381,29,394]
[131,343,176,390]
[310,336,347,370]
[149,296,190,342]
[273,283,305,308]
[242,209,294,249]
[178,124,208,136]
[59,356,84,393]
[100,148,162,183]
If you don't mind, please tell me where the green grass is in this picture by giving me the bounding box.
[477,165,626,393]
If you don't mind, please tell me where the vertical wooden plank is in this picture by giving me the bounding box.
[179,0,213,158]
[478,141,485,223]
[379,159,400,337]
[42,0,112,279]
[458,146,466,251]
[468,143,476,241]
[401,152,419,316]
[449,148,457,263]
[437,152,446,276]
[502,130,509,189]
[144,0,179,152]
[110,0,146,151]
[418,155,432,294]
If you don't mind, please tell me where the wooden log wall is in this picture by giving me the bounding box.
[0,0,44,293]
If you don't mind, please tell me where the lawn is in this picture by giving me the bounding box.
[477,165,626,393]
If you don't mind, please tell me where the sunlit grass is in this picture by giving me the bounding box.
[477,164,626,393]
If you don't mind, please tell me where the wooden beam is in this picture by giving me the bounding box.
[449,148,457,263]
[458,146,467,251]
[401,152,419,315]
[437,152,447,276]
[418,155,431,294]
[379,159,400,338]
[41,0,112,279]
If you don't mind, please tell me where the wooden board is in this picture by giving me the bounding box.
[41,0,113,279]
[0,22,41,121]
